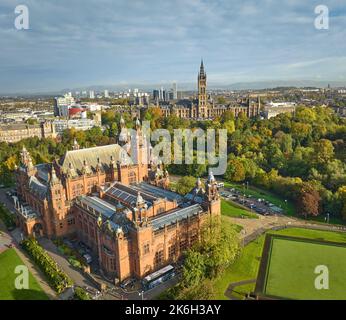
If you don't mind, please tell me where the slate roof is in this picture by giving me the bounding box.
[150,204,203,230]
[35,163,50,183]
[105,183,154,207]
[135,182,183,203]
[59,144,132,175]
[28,176,48,199]
[77,196,130,233]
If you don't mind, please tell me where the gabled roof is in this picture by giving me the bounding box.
[59,144,132,175]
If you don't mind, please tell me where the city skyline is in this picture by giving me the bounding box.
[1,0,346,93]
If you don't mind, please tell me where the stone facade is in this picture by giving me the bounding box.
[0,121,56,143]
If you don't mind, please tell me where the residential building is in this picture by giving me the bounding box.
[0,121,56,143]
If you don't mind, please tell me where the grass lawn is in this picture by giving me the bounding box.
[221,199,258,219]
[212,227,346,300]
[223,181,296,216]
[263,236,346,300]
[0,249,49,300]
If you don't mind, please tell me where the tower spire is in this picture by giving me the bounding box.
[200,58,205,75]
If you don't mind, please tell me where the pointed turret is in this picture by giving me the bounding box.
[72,138,80,150]
[120,115,125,128]
[118,116,129,145]
[96,157,102,172]
[136,192,145,207]
[67,162,77,178]
[135,117,141,130]
[207,171,215,183]
[82,159,91,175]
[49,164,60,186]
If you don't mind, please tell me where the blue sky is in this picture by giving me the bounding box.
[0,0,346,93]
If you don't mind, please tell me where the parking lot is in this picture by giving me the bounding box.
[219,187,284,217]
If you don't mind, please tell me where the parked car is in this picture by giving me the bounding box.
[83,253,93,264]
[120,278,135,289]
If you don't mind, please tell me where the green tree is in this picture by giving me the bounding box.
[175,176,196,195]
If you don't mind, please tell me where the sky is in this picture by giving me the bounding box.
[0,0,346,93]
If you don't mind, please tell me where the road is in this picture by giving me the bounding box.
[38,238,98,290]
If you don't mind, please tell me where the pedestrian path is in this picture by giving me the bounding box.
[0,221,57,300]
[224,279,256,300]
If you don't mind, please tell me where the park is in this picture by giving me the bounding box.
[0,248,48,300]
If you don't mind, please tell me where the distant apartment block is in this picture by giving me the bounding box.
[53,116,101,135]
[263,102,297,119]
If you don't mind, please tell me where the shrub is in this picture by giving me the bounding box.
[21,238,73,293]
[74,287,90,300]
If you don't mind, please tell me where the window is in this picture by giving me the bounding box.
[128,171,137,184]
[168,246,176,260]
[59,222,63,229]
[180,239,188,251]
[191,233,198,244]
[157,207,165,215]
[67,218,75,226]
[154,250,164,267]
[143,243,150,255]
[109,258,115,271]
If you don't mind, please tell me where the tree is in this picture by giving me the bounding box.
[337,186,346,220]
[177,279,216,300]
[225,158,245,182]
[175,176,196,195]
[297,182,321,218]
[196,217,241,278]
[143,107,163,130]
[217,96,227,104]
[181,251,206,288]
[175,217,240,300]
[312,139,334,166]
[295,106,317,123]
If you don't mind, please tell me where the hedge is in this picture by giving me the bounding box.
[74,287,90,300]
[21,238,73,293]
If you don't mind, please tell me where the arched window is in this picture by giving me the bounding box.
[128,171,137,184]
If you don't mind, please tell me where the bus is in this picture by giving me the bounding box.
[142,265,175,291]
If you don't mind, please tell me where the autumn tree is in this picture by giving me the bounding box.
[297,182,321,218]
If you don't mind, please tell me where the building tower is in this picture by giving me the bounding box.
[198,59,208,118]
[172,82,178,100]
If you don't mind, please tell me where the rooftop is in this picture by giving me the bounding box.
[151,203,203,230]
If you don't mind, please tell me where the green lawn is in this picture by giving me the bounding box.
[264,236,346,300]
[223,181,296,216]
[221,199,258,219]
[213,227,346,300]
[0,249,48,300]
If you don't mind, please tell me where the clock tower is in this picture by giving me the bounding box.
[198,59,208,118]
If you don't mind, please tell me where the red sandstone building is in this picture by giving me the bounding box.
[14,119,221,281]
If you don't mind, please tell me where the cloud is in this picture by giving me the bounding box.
[0,0,345,93]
